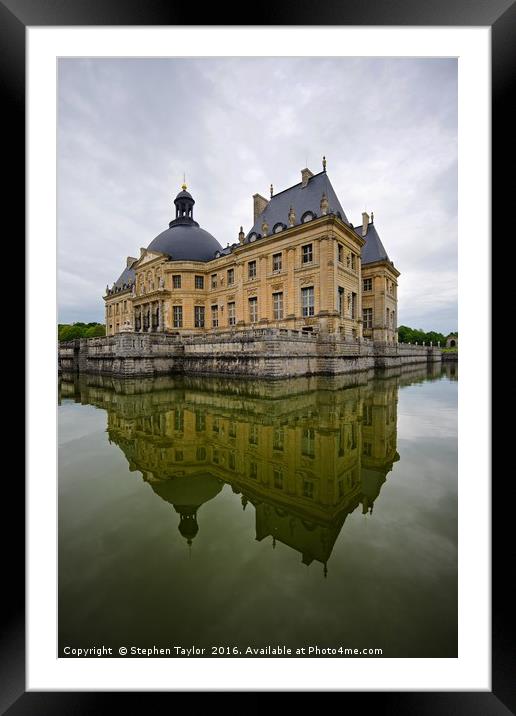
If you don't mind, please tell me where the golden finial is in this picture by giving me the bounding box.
[322,155,327,171]
[182,172,187,191]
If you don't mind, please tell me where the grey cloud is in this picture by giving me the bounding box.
[58,57,457,333]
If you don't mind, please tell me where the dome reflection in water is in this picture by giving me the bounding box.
[58,362,457,657]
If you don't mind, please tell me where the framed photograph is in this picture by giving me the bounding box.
[6,0,507,709]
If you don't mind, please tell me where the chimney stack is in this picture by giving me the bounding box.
[362,212,370,237]
[301,168,314,187]
[253,193,269,222]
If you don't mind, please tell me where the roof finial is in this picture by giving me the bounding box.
[322,155,327,171]
[182,172,187,191]
[371,210,374,223]
[270,183,273,199]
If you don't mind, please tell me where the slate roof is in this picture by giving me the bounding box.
[354,221,391,265]
[246,171,350,241]
[113,263,136,291]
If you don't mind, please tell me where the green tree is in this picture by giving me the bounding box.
[398,325,447,345]
[58,322,106,341]
[84,324,106,338]
[58,324,84,341]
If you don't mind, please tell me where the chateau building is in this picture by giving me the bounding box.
[104,160,400,342]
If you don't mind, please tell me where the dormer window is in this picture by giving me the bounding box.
[272,223,285,234]
[248,233,257,242]
[301,211,316,223]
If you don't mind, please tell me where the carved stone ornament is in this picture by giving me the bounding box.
[300,276,314,286]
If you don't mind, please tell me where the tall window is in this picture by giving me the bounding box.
[301,428,315,457]
[249,424,258,445]
[351,253,356,271]
[173,305,183,328]
[172,275,181,289]
[386,308,389,326]
[227,268,234,285]
[211,305,219,327]
[338,287,344,316]
[338,243,344,263]
[272,253,282,272]
[248,260,257,279]
[363,405,373,426]
[273,427,284,451]
[273,292,284,320]
[391,310,396,329]
[248,297,258,323]
[363,277,372,292]
[351,292,357,319]
[194,305,205,328]
[195,275,204,289]
[303,480,314,498]
[363,307,373,329]
[195,411,206,432]
[301,287,314,317]
[211,274,217,289]
[273,469,283,490]
[228,302,236,326]
[302,243,313,264]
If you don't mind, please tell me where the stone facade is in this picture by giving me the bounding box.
[103,165,400,344]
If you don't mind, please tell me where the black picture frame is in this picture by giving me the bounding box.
[6,0,510,710]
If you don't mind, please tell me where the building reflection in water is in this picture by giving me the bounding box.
[59,365,445,576]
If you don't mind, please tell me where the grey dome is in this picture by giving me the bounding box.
[148,224,222,262]
[147,185,222,261]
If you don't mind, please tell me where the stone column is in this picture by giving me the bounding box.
[357,253,363,339]
[259,255,268,322]
[159,300,164,332]
[318,237,328,313]
[235,261,245,326]
[286,246,296,319]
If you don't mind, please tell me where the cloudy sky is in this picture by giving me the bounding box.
[58,57,457,333]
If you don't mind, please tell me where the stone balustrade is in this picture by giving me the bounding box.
[58,330,442,379]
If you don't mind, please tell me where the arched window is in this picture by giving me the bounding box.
[301,211,316,223]
[248,232,257,242]
[272,222,286,234]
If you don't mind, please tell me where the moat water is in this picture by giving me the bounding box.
[58,362,457,658]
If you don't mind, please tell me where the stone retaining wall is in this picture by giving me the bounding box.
[58,329,441,379]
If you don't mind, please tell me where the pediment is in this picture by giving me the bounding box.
[134,249,166,268]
